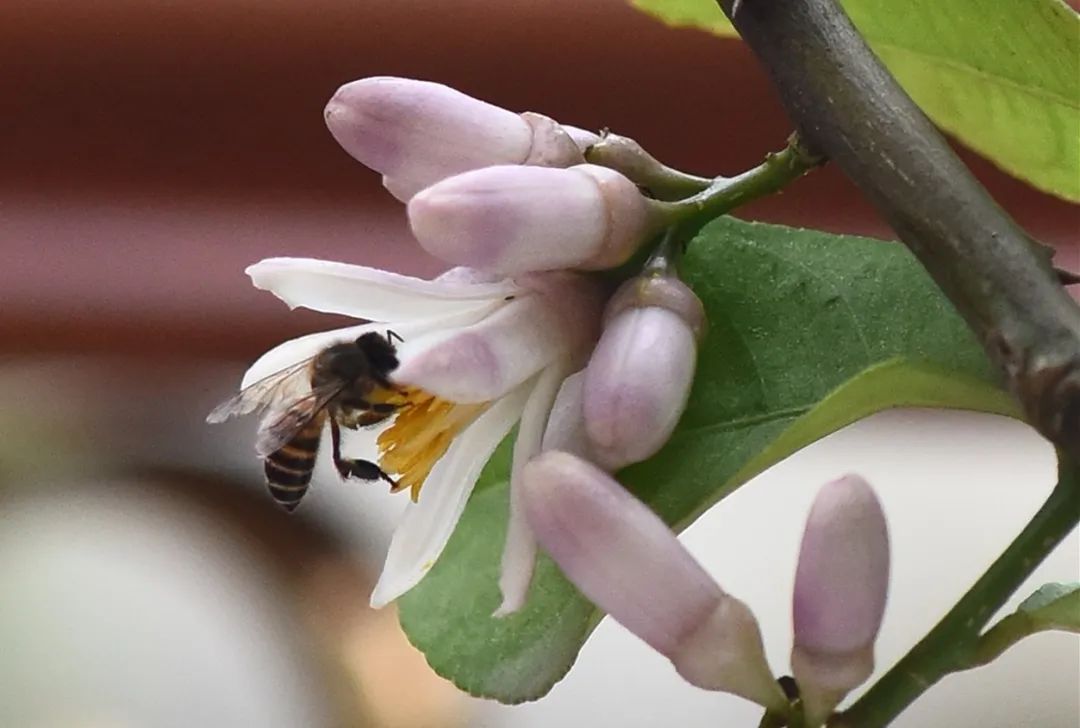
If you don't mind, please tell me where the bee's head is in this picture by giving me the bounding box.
[313,342,369,382]
[355,332,400,376]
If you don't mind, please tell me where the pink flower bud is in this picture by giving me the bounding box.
[791,475,890,726]
[324,77,583,201]
[583,275,704,470]
[408,164,663,275]
[522,451,787,710]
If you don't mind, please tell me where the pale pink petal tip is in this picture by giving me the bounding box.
[792,474,890,725]
[522,451,785,709]
[324,76,531,201]
[324,77,585,202]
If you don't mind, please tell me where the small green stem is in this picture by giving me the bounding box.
[963,612,1036,670]
[642,224,692,276]
[658,134,823,229]
[833,462,1080,727]
[584,131,713,200]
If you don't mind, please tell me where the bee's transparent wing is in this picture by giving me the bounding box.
[254,384,345,457]
[206,356,315,424]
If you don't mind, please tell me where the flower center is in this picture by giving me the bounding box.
[377,387,487,502]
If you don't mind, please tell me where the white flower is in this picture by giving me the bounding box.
[237,257,606,608]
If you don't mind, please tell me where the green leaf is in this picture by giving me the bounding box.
[398,441,598,703]
[969,582,1080,669]
[628,0,1080,201]
[398,217,1016,703]
[1016,582,1080,630]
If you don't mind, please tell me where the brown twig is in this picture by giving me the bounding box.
[714,0,1080,462]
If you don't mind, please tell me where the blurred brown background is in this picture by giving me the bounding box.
[3,0,1076,358]
[0,2,1077,727]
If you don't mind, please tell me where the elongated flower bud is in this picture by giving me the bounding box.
[583,274,705,470]
[522,451,787,710]
[791,475,890,727]
[324,77,584,201]
[408,164,664,275]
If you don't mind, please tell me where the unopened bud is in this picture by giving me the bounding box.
[583,275,704,470]
[791,475,890,727]
[408,164,663,275]
[522,451,786,710]
[324,77,583,201]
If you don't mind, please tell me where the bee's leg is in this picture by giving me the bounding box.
[344,459,398,488]
[329,419,351,480]
[330,419,398,488]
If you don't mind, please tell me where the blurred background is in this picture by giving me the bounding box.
[1,2,1077,727]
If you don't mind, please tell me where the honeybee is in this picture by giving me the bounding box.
[207,331,406,511]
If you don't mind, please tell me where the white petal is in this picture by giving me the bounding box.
[435,265,506,286]
[494,361,569,616]
[540,368,590,458]
[246,258,521,321]
[239,302,501,390]
[393,293,567,404]
[368,382,532,608]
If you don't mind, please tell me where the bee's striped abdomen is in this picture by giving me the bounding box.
[264,413,324,511]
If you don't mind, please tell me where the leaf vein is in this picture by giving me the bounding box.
[749,242,875,365]
[680,404,810,436]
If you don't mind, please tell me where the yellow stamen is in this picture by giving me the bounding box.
[366,385,411,407]
[377,387,487,502]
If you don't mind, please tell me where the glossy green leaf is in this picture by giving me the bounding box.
[629,0,1080,201]
[398,217,1017,702]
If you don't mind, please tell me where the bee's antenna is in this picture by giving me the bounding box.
[386,329,404,345]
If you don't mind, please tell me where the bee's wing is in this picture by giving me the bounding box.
[254,384,345,457]
[206,356,315,424]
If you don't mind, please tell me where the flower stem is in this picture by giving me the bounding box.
[963,610,1039,670]
[656,133,824,229]
[584,131,714,201]
[832,461,1080,728]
